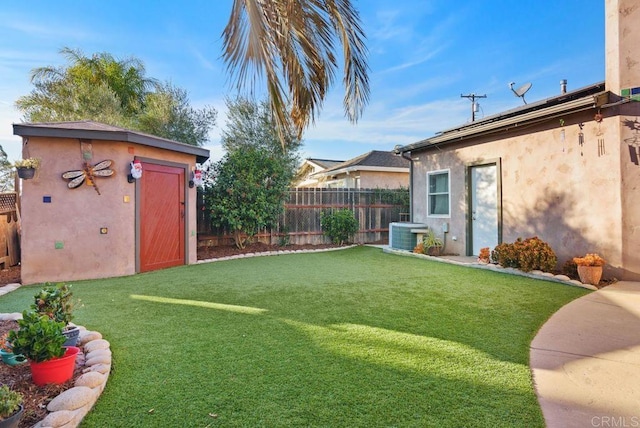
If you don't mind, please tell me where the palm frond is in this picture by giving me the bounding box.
[223,0,369,147]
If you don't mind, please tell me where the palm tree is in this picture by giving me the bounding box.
[222,0,370,147]
[29,47,159,116]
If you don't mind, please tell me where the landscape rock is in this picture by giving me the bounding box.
[83,339,110,353]
[47,387,95,412]
[40,409,77,427]
[75,372,106,389]
[85,354,112,366]
[78,331,102,345]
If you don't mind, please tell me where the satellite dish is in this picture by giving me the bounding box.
[509,81,532,104]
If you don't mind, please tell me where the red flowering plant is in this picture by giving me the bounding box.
[573,253,606,267]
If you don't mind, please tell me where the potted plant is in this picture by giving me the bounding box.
[13,158,40,180]
[573,253,606,285]
[0,333,26,366]
[32,283,79,346]
[477,247,491,264]
[7,310,79,386]
[422,229,444,256]
[0,385,23,428]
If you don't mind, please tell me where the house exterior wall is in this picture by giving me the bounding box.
[359,171,409,189]
[20,136,199,284]
[606,0,640,280]
[316,170,408,189]
[410,109,630,278]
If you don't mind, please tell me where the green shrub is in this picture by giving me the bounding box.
[321,209,358,245]
[491,237,557,272]
[562,259,579,279]
[0,385,22,420]
[32,282,74,325]
[8,310,66,363]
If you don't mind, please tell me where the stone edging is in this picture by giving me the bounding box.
[196,244,358,263]
[382,247,598,291]
[0,310,110,428]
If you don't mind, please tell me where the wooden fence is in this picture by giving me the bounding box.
[0,193,20,267]
[198,188,409,246]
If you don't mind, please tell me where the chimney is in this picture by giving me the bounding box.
[560,79,567,94]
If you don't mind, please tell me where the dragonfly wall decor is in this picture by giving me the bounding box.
[62,160,115,195]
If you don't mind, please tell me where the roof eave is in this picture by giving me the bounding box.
[398,83,609,153]
[13,124,210,164]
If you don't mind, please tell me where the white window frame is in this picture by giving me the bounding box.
[427,169,451,218]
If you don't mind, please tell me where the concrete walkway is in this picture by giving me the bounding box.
[530,281,640,427]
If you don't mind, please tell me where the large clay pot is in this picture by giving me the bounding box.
[577,265,603,286]
[29,346,79,386]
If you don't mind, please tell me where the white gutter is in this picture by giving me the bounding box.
[402,91,607,152]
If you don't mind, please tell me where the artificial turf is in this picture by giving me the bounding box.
[0,246,588,427]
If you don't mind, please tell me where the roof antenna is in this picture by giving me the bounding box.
[509,82,532,104]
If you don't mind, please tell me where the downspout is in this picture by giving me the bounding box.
[400,151,413,222]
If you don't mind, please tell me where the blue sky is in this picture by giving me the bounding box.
[0,0,604,165]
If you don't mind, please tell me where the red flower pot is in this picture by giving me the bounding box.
[29,346,79,386]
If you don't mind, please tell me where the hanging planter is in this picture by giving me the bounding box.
[16,167,36,180]
[13,158,40,180]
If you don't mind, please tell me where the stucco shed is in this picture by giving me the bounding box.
[12,121,209,284]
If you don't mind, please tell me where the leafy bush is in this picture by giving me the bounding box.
[491,237,557,272]
[491,242,519,268]
[0,385,22,420]
[8,310,66,363]
[562,259,579,279]
[321,210,358,245]
[32,282,74,325]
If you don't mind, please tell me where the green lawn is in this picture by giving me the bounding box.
[0,246,588,427]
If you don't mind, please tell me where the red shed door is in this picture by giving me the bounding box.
[140,163,185,272]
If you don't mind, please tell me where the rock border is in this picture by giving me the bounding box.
[382,247,598,291]
[0,285,110,428]
[196,244,358,263]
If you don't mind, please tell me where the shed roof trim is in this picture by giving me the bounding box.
[13,120,210,163]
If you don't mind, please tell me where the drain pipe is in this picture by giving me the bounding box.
[397,149,413,222]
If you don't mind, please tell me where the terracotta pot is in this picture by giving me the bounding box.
[29,346,79,386]
[577,265,603,286]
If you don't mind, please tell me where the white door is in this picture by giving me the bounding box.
[471,164,498,255]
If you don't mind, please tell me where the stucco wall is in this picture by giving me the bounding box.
[359,171,409,189]
[20,136,199,284]
[411,109,630,277]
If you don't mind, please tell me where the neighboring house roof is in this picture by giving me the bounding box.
[315,150,410,178]
[304,158,344,170]
[13,120,210,163]
[398,82,610,153]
